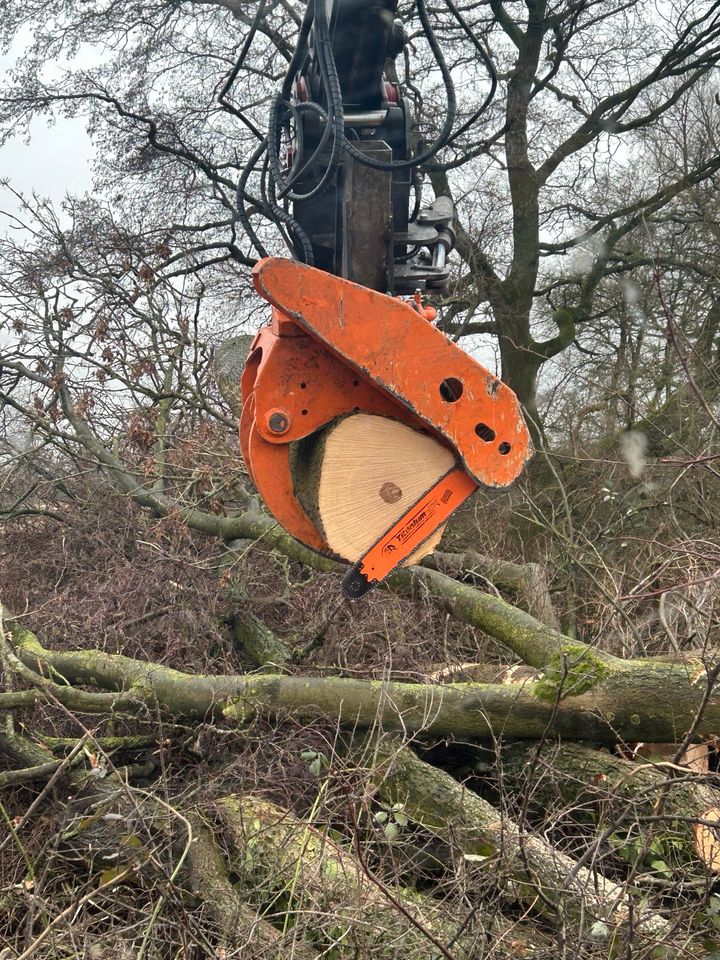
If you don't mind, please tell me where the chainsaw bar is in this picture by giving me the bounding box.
[342,466,478,599]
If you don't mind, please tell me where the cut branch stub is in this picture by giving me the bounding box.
[292,413,455,564]
[695,807,720,873]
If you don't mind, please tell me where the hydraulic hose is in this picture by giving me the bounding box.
[280,0,314,100]
[266,0,344,203]
[262,154,315,264]
[338,0,457,171]
[236,138,271,259]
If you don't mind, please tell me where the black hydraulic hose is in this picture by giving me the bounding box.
[267,0,345,205]
[441,0,497,147]
[260,151,290,252]
[275,100,335,198]
[262,154,315,264]
[268,0,345,203]
[236,138,271,258]
[280,0,314,100]
[279,101,331,195]
[295,0,345,187]
[264,0,336,205]
[338,0,456,171]
[267,95,339,202]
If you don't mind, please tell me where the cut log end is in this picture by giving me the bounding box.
[695,807,720,872]
[293,413,455,564]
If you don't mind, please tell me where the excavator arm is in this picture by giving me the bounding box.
[239,0,532,597]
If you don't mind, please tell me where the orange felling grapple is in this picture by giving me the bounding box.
[240,256,533,598]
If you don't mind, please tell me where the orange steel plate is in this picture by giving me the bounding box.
[239,316,440,555]
[252,312,404,444]
[253,258,533,488]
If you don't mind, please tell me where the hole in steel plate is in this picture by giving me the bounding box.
[439,378,463,402]
[475,423,496,442]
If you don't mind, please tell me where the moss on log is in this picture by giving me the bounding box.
[185,814,319,958]
[364,737,670,942]
[7,613,720,744]
[233,609,292,669]
[389,565,583,668]
[422,551,559,629]
[216,794,535,959]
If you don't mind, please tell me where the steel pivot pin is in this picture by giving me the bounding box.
[267,409,291,434]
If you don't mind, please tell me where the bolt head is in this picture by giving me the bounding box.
[267,410,291,434]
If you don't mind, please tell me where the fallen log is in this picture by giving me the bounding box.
[362,737,671,945]
[232,608,292,669]
[7,613,720,744]
[422,551,559,629]
[498,740,720,873]
[221,509,575,666]
[0,731,319,959]
[216,793,540,959]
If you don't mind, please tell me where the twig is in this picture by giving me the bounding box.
[654,257,720,433]
[12,867,134,960]
[291,597,347,664]
[0,735,91,853]
[348,800,457,960]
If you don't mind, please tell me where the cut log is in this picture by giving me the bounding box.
[628,740,710,772]
[292,414,455,564]
[695,806,720,872]
[499,740,720,874]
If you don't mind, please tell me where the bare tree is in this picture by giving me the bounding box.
[3,1,720,437]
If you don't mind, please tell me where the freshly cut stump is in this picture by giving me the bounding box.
[293,413,455,564]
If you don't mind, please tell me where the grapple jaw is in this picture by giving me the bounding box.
[240,257,532,595]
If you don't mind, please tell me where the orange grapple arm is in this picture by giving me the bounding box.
[241,257,532,597]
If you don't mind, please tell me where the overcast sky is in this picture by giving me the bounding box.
[0,42,93,215]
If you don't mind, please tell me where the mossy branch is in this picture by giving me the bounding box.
[363,736,670,940]
[6,612,720,744]
[216,793,522,959]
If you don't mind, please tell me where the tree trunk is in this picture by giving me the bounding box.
[8,614,720,744]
